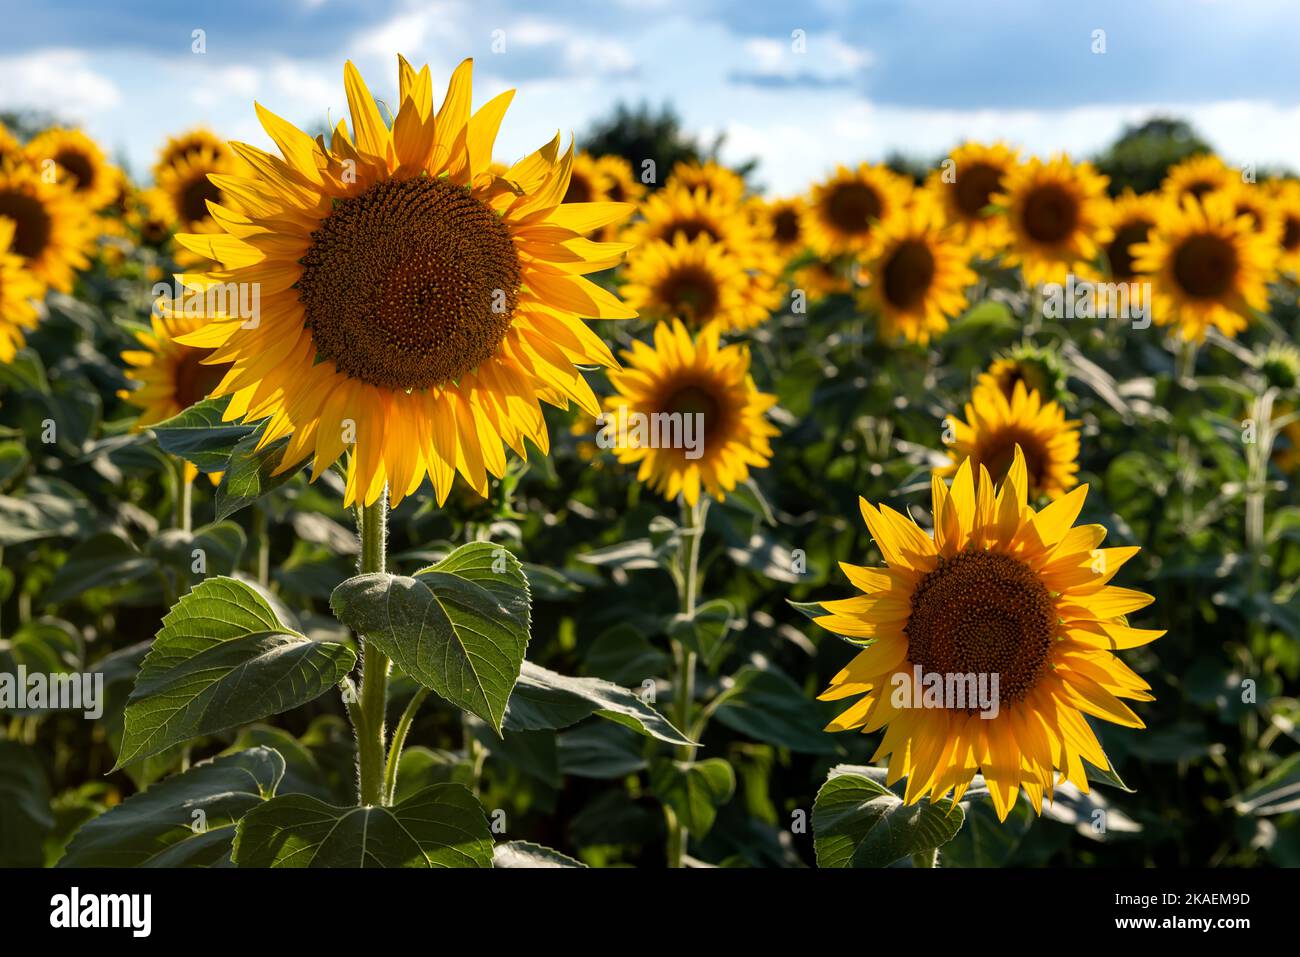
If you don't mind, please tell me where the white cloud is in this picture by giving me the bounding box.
[0,48,121,118]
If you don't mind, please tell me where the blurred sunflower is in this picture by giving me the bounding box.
[0,160,92,292]
[813,448,1161,820]
[925,141,1019,257]
[1077,188,1165,317]
[25,128,119,211]
[1132,192,1276,341]
[0,217,44,362]
[805,163,911,259]
[563,151,609,204]
[119,312,233,483]
[1161,153,1236,203]
[1222,181,1278,239]
[594,154,644,242]
[1264,179,1300,277]
[603,319,777,506]
[152,128,228,181]
[129,188,174,247]
[154,132,237,265]
[168,56,636,507]
[940,380,1080,500]
[977,343,1070,406]
[621,235,766,332]
[792,258,854,301]
[753,195,806,259]
[626,181,760,253]
[668,160,746,204]
[0,122,22,167]
[996,155,1109,286]
[855,198,975,345]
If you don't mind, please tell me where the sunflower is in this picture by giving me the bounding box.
[925,142,1019,258]
[563,151,609,204]
[753,195,806,260]
[1077,188,1166,317]
[153,132,238,265]
[940,380,1080,500]
[594,154,645,242]
[621,235,767,332]
[1161,153,1236,203]
[977,342,1070,406]
[0,122,24,167]
[805,163,912,259]
[167,57,636,508]
[813,447,1161,820]
[1264,179,1300,277]
[0,160,93,292]
[603,319,777,506]
[120,311,233,483]
[24,128,119,212]
[855,198,975,345]
[129,187,174,247]
[625,181,761,255]
[996,155,1109,287]
[152,128,228,182]
[1221,181,1278,240]
[0,217,44,362]
[668,160,746,204]
[1131,192,1276,341]
[792,258,854,302]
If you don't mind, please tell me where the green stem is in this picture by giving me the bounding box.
[912,847,938,868]
[1177,337,1200,383]
[383,688,429,804]
[667,496,708,867]
[173,457,192,533]
[355,488,390,806]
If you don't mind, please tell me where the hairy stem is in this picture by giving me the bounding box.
[667,496,708,867]
[355,489,391,806]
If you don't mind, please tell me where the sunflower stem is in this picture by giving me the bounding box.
[355,488,391,806]
[383,688,429,805]
[172,457,192,533]
[667,496,708,868]
[912,847,938,868]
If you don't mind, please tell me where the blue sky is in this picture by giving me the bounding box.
[1,0,1296,192]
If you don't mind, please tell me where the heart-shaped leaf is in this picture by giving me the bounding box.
[115,577,356,768]
[330,542,530,733]
[150,396,257,473]
[649,757,735,837]
[812,765,964,867]
[231,783,492,867]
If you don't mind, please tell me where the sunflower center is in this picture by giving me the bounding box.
[826,181,882,235]
[660,381,723,447]
[905,549,1056,705]
[1105,221,1151,280]
[1185,180,1216,200]
[179,174,222,228]
[173,348,233,410]
[657,265,721,324]
[297,177,520,391]
[0,190,52,260]
[564,171,594,204]
[772,208,801,244]
[955,162,1003,218]
[978,428,1048,490]
[1282,216,1300,252]
[881,240,936,310]
[55,149,96,194]
[1022,184,1080,244]
[1173,233,1238,299]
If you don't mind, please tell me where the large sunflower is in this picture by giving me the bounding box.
[25,128,119,211]
[169,57,636,507]
[620,235,767,332]
[925,142,1019,258]
[1131,192,1276,341]
[805,163,912,259]
[996,155,1109,287]
[0,217,44,362]
[940,380,1080,500]
[603,319,777,506]
[0,160,92,292]
[813,448,1161,820]
[855,198,975,345]
[120,311,234,484]
[1161,153,1236,203]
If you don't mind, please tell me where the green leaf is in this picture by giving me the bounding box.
[115,577,356,768]
[0,740,53,866]
[330,541,530,733]
[668,598,735,669]
[58,747,285,867]
[558,722,647,780]
[719,478,775,525]
[711,664,839,754]
[583,623,669,686]
[812,766,964,868]
[940,796,1034,867]
[503,660,695,746]
[231,783,492,867]
[0,618,83,715]
[1231,753,1300,816]
[0,478,90,546]
[214,431,298,520]
[0,441,29,487]
[649,757,735,837]
[493,841,587,868]
[45,532,157,604]
[150,397,257,473]
[148,521,247,582]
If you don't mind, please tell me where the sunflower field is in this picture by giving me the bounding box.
[0,53,1298,880]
